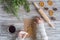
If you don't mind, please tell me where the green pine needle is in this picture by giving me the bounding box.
[0,0,30,20]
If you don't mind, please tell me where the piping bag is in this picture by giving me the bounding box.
[33,2,55,28]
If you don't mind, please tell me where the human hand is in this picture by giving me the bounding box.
[18,31,28,38]
[34,16,44,24]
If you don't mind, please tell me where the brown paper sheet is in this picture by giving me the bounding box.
[24,18,36,40]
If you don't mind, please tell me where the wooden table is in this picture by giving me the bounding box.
[0,0,60,40]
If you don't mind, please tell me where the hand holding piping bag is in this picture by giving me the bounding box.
[33,2,55,28]
[18,30,28,40]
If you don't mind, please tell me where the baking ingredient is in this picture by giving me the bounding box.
[9,25,16,33]
[53,8,57,11]
[0,0,30,19]
[39,1,44,7]
[50,17,56,20]
[49,10,54,16]
[44,7,49,10]
[47,0,53,6]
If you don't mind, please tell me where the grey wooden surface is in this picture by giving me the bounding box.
[0,0,60,40]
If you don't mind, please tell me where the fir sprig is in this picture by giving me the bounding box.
[0,0,30,19]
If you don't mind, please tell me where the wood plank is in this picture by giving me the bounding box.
[0,0,60,40]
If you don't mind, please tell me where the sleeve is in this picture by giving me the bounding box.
[36,22,48,40]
